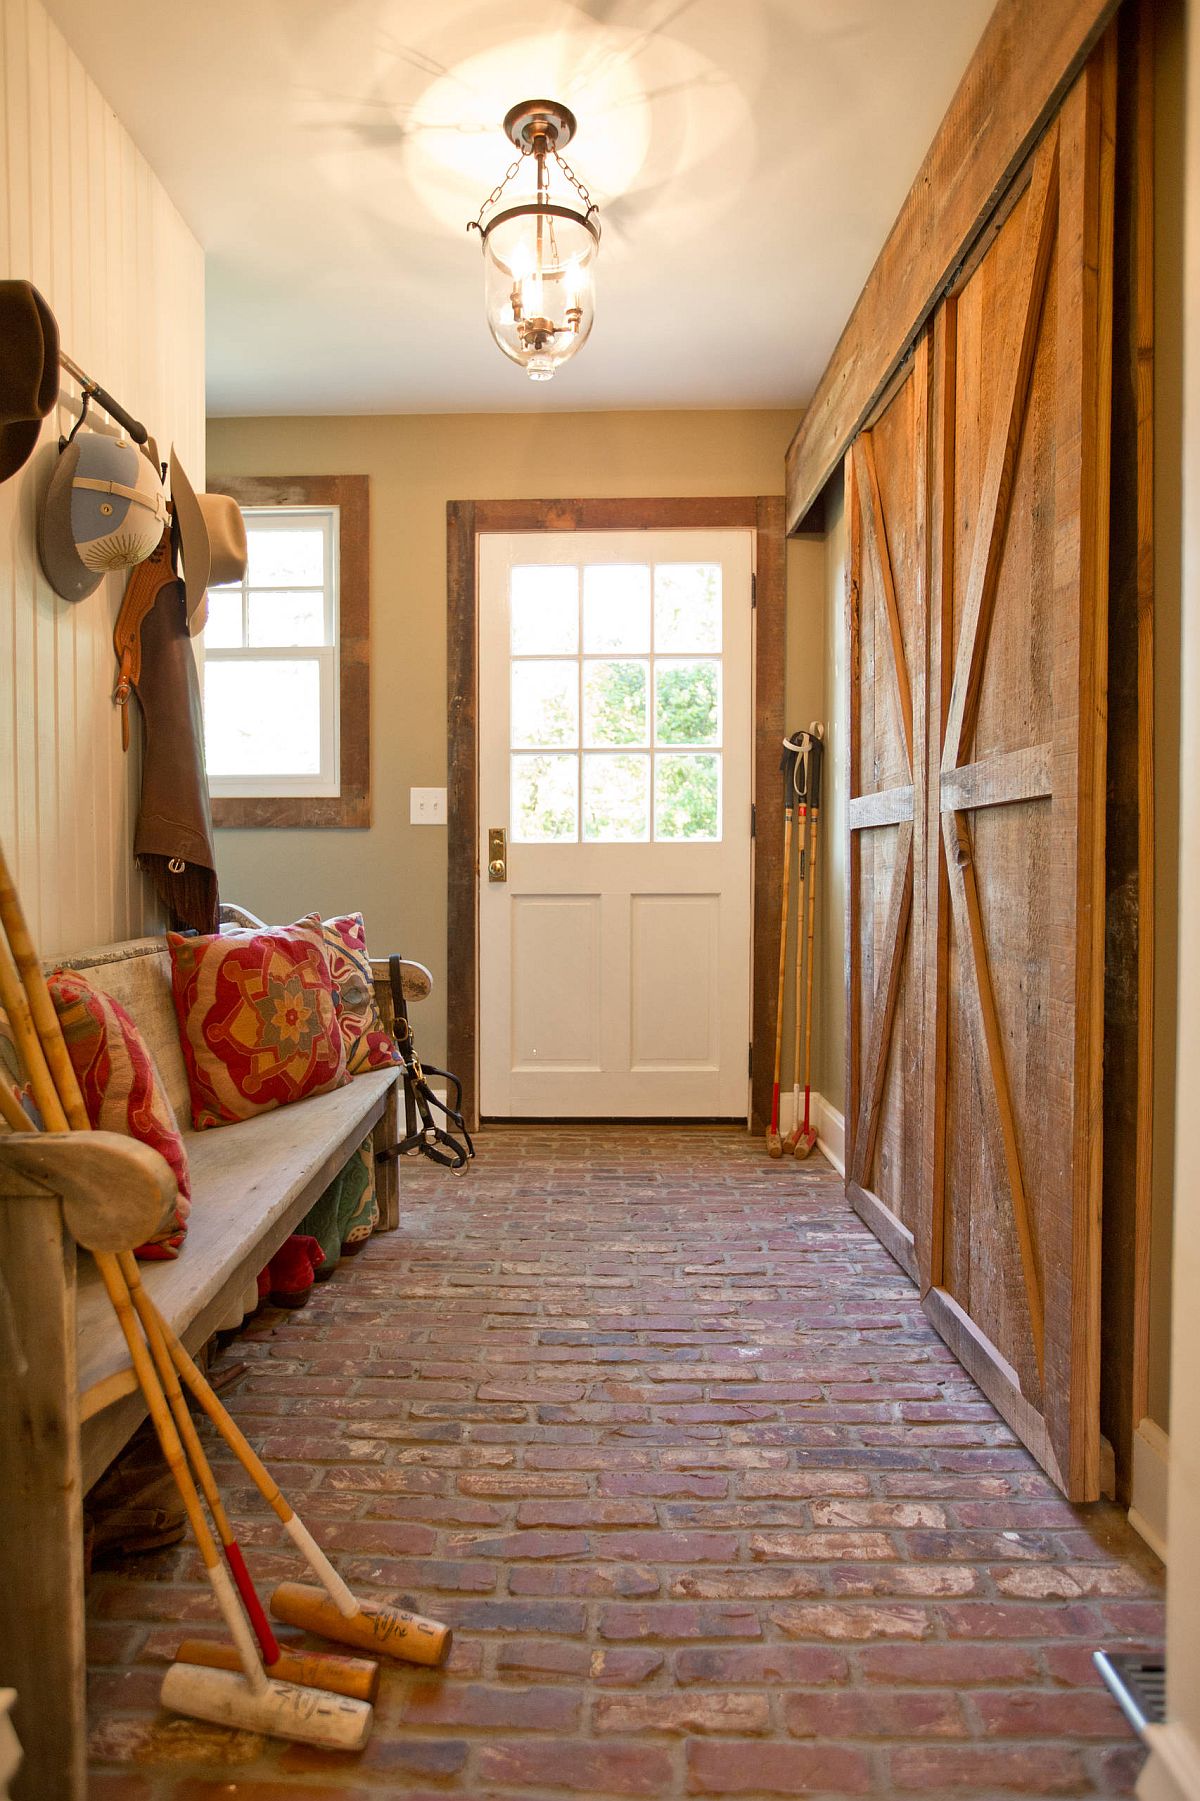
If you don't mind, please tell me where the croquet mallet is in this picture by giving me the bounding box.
[767,735,801,1157]
[783,733,813,1154]
[0,849,374,1747]
[794,728,825,1159]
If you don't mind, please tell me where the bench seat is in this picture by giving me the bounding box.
[76,1067,396,1484]
[0,927,427,1800]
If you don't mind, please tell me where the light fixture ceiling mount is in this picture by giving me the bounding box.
[468,97,600,383]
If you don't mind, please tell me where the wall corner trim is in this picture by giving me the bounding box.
[1138,1724,1200,1801]
[1129,1416,1170,1561]
[814,1095,846,1177]
[776,1093,845,1177]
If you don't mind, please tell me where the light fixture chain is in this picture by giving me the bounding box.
[552,149,598,218]
[467,149,530,232]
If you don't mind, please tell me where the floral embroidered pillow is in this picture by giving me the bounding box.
[321,913,401,1075]
[47,971,190,1260]
[169,915,349,1130]
[0,1006,44,1132]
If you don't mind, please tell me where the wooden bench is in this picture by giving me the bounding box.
[0,931,428,1801]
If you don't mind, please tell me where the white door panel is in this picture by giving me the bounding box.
[479,530,752,1118]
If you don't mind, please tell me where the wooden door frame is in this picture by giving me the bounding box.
[447,496,787,1131]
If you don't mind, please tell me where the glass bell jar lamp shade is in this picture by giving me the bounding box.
[469,101,600,383]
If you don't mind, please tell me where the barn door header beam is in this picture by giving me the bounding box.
[784,0,1119,536]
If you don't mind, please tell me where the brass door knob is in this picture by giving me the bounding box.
[488,827,507,882]
[488,857,506,879]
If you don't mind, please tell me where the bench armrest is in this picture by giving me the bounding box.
[0,1131,177,1252]
[370,957,433,1004]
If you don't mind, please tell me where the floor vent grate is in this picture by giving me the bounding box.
[1094,1650,1167,1736]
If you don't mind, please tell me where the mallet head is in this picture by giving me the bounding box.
[161,1661,372,1750]
[271,1581,452,1667]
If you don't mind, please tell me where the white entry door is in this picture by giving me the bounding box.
[479,530,753,1118]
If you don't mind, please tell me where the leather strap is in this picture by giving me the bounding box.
[112,525,177,750]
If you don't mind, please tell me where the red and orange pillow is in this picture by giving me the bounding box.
[168,914,350,1130]
[17,972,192,1260]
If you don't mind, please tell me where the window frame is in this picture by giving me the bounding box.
[205,474,371,829]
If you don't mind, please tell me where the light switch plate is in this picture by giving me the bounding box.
[410,786,447,825]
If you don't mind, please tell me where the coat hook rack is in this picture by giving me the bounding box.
[58,350,148,446]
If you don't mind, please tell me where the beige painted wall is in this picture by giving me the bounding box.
[1140,0,1200,1785]
[0,0,204,956]
[207,409,825,1073]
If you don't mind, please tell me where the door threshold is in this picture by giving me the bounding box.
[479,1116,750,1127]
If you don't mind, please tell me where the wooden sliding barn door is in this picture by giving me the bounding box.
[923,55,1114,1501]
[844,339,929,1284]
[844,44,1114,1501]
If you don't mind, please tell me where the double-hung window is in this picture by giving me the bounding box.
[205,506,340,799]
[203,475,370,829]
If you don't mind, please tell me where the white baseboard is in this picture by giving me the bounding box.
[1139,1725,1200,1801]
[1129,1417,1170,1562]
[776,1092,845,1176]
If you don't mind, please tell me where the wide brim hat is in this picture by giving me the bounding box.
[0,281,60,483]
[170,447,247,638]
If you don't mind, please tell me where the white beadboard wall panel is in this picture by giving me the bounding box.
[0,0,204,957]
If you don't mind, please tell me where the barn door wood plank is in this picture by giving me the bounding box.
[850,819,915,1189]
[941,808,1046,1379]
[940,743,1053,812]
[844,449,863,1153]
[853,433,915,769]
[844,335,928,1285]
[918,43,1114,1500]
[942,129,1062,777]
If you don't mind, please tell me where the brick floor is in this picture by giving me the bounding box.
[86,1126,1164,1799]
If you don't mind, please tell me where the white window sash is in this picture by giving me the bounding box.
[204,506,341,799]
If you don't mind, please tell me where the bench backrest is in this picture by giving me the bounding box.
[52,938,191,1125]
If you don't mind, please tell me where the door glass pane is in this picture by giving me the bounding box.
[247,527,325,587]
[655,659,721,745]
[655,752,721,841]
[583,659,649,746]
[511,565,579,654]
[204,659,322,776]
[654,563,722,652]
[204,586,242,648]
[248,590,326,647]
[511,753,578,841]
[583,753,650,841]
[583,565,651,653]
[512,661,578,747]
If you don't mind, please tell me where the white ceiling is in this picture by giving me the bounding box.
[45,0,993,417]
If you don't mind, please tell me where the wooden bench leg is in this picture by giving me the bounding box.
[373,1082,400,1232]
[0,1190,86,1801]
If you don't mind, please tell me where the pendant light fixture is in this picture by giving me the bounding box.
[468,100,600,383]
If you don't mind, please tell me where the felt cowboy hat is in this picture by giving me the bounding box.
[0,280,60,483]
[37,430,169,602]
[169,447,247,637]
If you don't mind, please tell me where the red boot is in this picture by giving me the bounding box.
[264,1234,326,1309]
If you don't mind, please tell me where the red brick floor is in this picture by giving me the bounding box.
[86,1126,1164,1799]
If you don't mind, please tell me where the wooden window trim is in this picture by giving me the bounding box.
[205,474,371,829]
[446,495,786,1131]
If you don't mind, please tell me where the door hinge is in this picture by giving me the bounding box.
[748,1042,754,1078]
[750,803,756,839]
[751,573,757,609]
